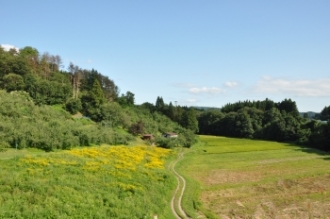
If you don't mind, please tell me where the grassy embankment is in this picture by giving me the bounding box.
[0,145,177,219]
[178,135,330,218]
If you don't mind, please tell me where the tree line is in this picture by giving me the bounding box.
[197,99,330,151]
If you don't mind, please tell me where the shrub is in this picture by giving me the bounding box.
[129,120,145,135]
[0,141,10,152]
[65,98,82,114]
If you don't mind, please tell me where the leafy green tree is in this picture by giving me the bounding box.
[283,113,301,141]
[100,102,130,128]
[198,110,224,135]
[140,102,155,113]
[217,112,237,136]
[319,106,330,121]
[23,74,37,98]
[264,98,276,111]
[49,71,71,84]
[308,121,330,151]
[180,107,199,133]
[125,91,135,105]
[262,107,282,126]
[277,99,300,117]
[2,73,25,91]
[241,107,263,133]
[101,76,119,101]
[0,47,30,77]
[262,118,286,141]
[19,46,39,74]
[118,91,135,106]
[235,111,254,138]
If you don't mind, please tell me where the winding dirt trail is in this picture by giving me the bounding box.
[169,150,192,219]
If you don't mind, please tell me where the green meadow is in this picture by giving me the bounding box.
[2,136,330,219]
[178,135,330,219]
[0,145,176,219]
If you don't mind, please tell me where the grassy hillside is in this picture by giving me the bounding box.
[0,90,196,152]
[178,135,330,218]
[0,145,176,219]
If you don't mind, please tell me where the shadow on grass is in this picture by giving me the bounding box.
[198,135,330,159]
[283,142,330,160]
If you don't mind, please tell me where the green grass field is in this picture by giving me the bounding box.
[0,145,176,219]
[178,135,330,219]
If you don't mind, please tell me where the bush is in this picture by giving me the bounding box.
[155,137,178,149]
[65,98,82,114]
[129,121,145,135]
[0,141,10,152]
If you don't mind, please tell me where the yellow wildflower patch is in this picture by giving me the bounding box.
[19,145,171,178]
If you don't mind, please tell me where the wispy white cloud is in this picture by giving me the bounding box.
[186,98,197,103]
[224,81,238,88]
[189,87,225,94]
[0,44,19,51]
[253,76,330,97]
[87,59,92,63]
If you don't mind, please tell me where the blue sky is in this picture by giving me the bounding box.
[1,0,329,112]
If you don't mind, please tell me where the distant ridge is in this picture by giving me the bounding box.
[299,111,319,118]
[193,107,321,119]
[193,106,221,110]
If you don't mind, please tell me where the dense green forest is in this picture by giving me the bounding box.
[197,99,330,151]
[0,45,329,152]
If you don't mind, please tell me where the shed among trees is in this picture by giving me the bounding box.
[142,134,154,140]
[163,132,178,138]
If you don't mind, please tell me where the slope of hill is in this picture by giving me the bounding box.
[0,145,176,218]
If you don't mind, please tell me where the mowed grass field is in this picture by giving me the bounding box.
[178,135,330,219]
[0,145,176,219]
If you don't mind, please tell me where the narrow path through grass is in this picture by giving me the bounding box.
[169,149,193,219]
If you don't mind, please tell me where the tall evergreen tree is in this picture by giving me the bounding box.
[90,79,105,107]
[167,102,175,120]
[155,96,165,112]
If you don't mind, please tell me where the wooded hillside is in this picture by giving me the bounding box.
[0,46,196,151]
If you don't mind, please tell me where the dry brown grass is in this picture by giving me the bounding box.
[200,174,330,219]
